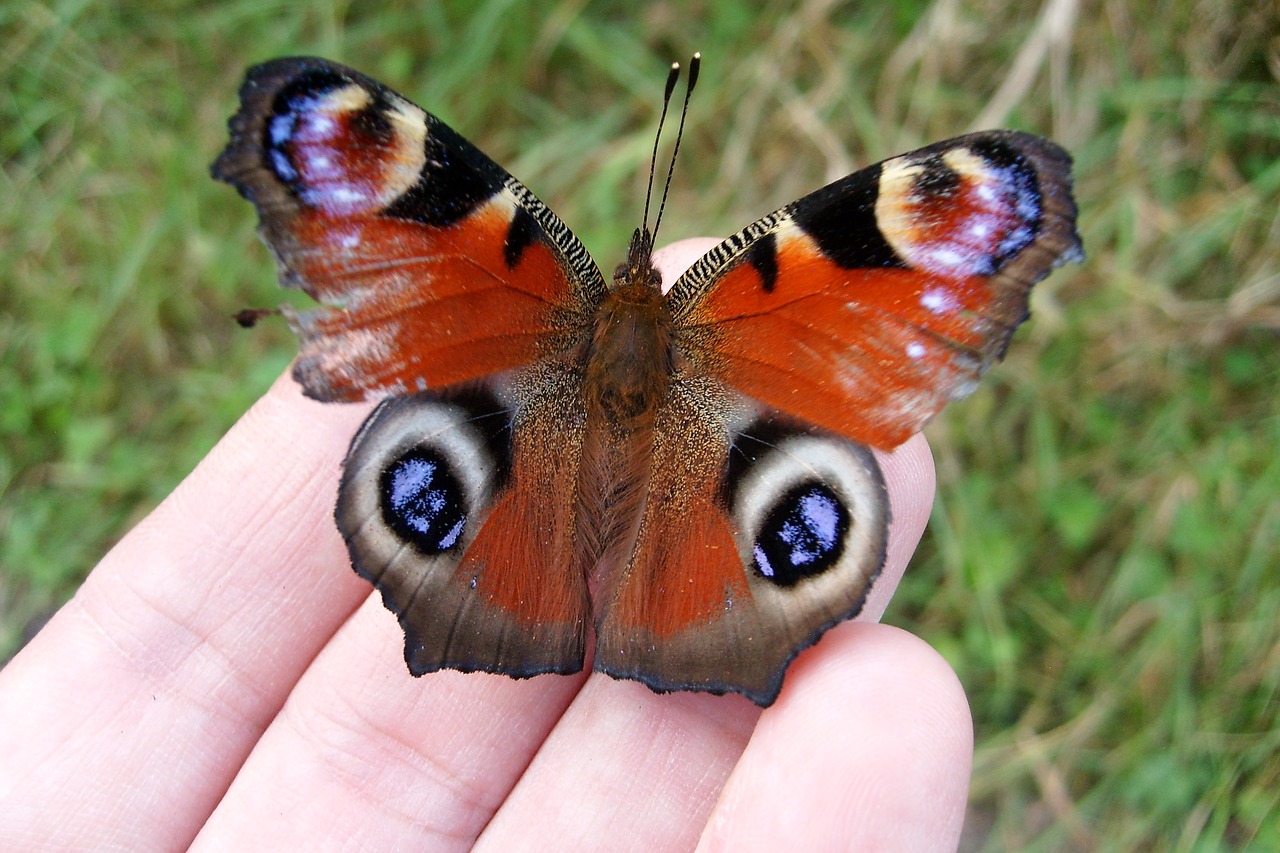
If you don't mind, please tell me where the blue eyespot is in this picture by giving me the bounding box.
[752,483,849,586]
[380,449,466,553]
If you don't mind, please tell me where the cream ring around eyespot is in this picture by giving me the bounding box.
[730,434,887,612]
[342,395,500,555]
[379,93,429,202]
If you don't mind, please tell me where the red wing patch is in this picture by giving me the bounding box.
[591,373,754,691]
[669,131,1083,449]
[455,367,590,631]
[282,199,587,400]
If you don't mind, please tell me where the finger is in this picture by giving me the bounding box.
[865,434,935,621]
[697,625,972,851]
[191,595,587,851]
[472,239,940,849]
[0,376,372,849]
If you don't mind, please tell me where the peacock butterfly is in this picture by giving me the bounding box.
[212,55,1082,707]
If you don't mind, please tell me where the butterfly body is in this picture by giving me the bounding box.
[587,238,672,427]
[214,57,1082,706]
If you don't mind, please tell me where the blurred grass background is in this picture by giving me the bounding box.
[2,0,1276,848]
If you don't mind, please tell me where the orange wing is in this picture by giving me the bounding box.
[668,131,1083,448]
[213,57,604,401]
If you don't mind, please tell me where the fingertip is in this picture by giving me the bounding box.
[701,624,972,852]
[779,624,972,752]
[653,237,721,287]
[880,431,937,517]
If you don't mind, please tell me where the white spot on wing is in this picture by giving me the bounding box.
[488,188,521,220]
[886,387,936,430]
[269,115,295,146]
[754,544,775,578]
[923,247,967,270]
[920,288,958,314]
[333,227,363,252]
[313,326,396,384]
[268,149,297,182]
[948,376,981,400]
[307,184,372,213]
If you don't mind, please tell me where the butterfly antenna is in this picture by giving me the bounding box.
[641,60,683,240]
[651,52,700,246]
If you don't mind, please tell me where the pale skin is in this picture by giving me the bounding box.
[0,240,973,850]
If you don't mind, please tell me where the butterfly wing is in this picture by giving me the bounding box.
[668,131,1083,448]
[213,57,605,401]
[214,58,600,677]
[594,132,1082,705]
[336,367,591,678]
[591,377,889,706]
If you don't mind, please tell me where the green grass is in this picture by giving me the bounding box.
[2,0,1276,847]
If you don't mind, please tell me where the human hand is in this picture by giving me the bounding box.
[0,240,972,851]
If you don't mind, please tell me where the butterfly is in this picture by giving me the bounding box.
[212,55,1082,707]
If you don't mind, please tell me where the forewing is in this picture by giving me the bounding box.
[668,131,1083,448]
[213,57,605,401]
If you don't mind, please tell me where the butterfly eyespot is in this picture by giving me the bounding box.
[380,448,468,554]
[872,139,1050,279]
[727,423,888,599]
[752,481,850,587]
[264,71,428,217]
[337,390,512,572]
